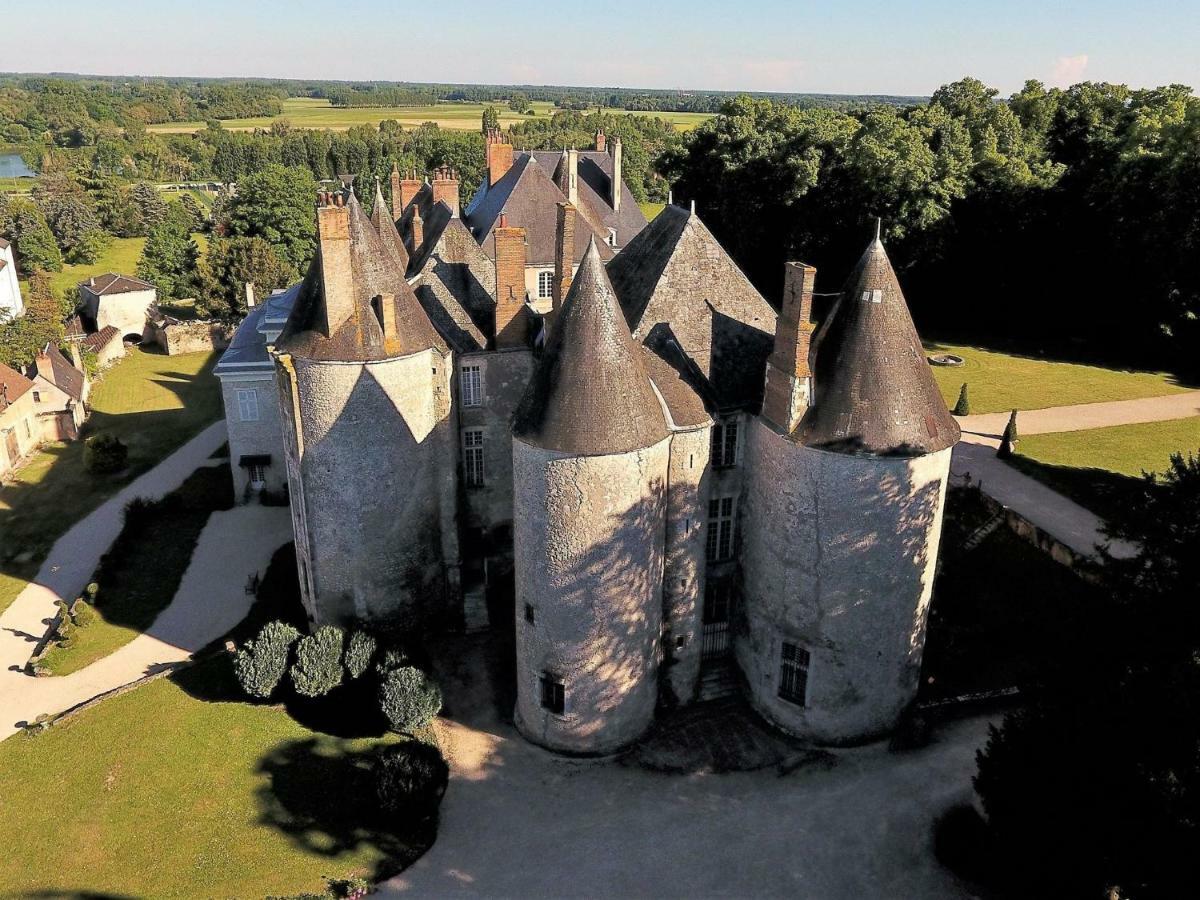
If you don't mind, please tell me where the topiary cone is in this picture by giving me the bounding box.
[952,383,970,416]
[1001,409,1019,444]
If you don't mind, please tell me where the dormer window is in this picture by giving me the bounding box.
[607,228,617,248]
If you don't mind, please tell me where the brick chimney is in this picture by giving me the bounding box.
[552,201,576,322]
[494,212,527,348]
[432,166,460,217]
[611,138,622,214]
[316,193,355,337]
[410,207,424,254]
[594,127,606,153]
[400,168,422,211]
[371,292,397,341]
[390,163,403,220]
[761,262,817,432]
[486,130,514,187]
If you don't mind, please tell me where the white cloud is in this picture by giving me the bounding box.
[1050,54,1089,87]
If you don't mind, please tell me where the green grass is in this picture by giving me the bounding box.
[639,201,667,221]
[1005,417,1200,521]
[28,232,208,300]
[0,176,35,193]
[148,97,712,134]
[925,341,1193,414]
[0,655,424,898]
[0,348,222,615]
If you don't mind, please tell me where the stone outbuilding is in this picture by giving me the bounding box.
[77,273,157,343]
[0,363,39,477]
[26,345,88,441]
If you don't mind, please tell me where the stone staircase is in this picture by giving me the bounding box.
[697,659,739,702]
[962,511,1005,552]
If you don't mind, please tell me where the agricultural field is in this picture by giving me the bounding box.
[148,97,712,134]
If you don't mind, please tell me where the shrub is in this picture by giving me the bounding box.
[84,433,128,474]
[68,598,97,628]
[375,741,449,818]
[378,666,442,733]
[289,625,345,698]
[996,435,1014,459]
[234,620,301,699]
[952,382,970,416]
[343,630,377,680]
[1001,409,1018,443]
[374,646,410,675]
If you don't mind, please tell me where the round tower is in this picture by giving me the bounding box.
[511,239,671,754]
[740,233,960,744]
[274,189,456,628]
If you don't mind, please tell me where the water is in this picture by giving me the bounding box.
[0,153,36,179]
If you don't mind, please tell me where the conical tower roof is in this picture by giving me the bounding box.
[370,179,410,272]
[793,233,959,456]
[513,239,668,455]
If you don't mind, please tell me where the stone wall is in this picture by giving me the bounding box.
[220,373,288,500]
[0,389,39,478]
[151,319,235,356]
[512,435,670,754]
[738,419,952,744]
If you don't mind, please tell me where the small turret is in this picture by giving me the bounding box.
[371,179,410,274]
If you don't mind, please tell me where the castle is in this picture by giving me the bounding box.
[216,129,959,753]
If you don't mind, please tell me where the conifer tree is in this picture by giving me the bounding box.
[952,382,970,416]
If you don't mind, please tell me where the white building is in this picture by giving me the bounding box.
[77,273,157,342]
[0,238,23,319]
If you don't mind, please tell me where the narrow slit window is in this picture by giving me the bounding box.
[540,672,564,715]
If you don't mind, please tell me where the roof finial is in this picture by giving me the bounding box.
[874,217,882,242]
[689,198,696,215]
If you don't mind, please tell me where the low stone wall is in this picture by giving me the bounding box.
[967,483,1101,578]
[150,319,234,356]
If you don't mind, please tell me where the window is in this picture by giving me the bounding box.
[463,428,485,487]
[778,642,810,706]
[460,364,483,407]
[524,603,535,624]
[540,672,565,714]
[32,391,41,403]
[711,417,739,468]
[705,496,736,562]
[248,462,267,488]
[236,389,259,422]
[537,270,553,299]
[607,228,617,248]
[23,420,31,440]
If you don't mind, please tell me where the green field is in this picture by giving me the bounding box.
[1007,417,1200,521]
[0,656,416,898]
[148,97,711,134]
[925,341,1193,414]
[0,348,222,615]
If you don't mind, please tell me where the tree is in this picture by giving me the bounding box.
[195,236,295,319]
[1001,409,1018,443]
[481,106,500,133]
[130,182,168,234]
[234,620,301,699]
[84,433,128,474]
[137,209,200,300]
[952,383,970,416]
[225,164,317,272]
[0,196,62,273]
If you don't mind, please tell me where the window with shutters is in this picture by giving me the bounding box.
[778,641,810,706]
[538,270,553,298]
[463,428,485,487]
[705,496,736,561]
[711,416,739,468]
[460,364,483,407]
[540,672,565,714]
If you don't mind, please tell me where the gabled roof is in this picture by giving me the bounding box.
[80,273,155,296]
[277,193,444,362]
[532,150,647,247]
[31,346,85,401]
[0,362,33,410]
[464,154,615,267]
[607,205,776,411]
[409,213,496,354]
[794,236,960,456]
[513,239,668,455]
[81,325,120,353]
[370,180,410,272]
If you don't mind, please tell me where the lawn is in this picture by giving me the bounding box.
[0,655,421,898]
[925,341,1193,414]
[0,348,222,614]
[639,201,667,221]
[1005,417,1200,522]
[30,232,208,300]
[148,97,712,134]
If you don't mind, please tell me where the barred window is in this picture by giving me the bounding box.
[540,672,564,714]
[711,416,739,468]
[705,496,736,562]
[460,364,483,407]
[463,428,485,487]
[778,642,810,706]
[236,388,259,422]
[538,270,554,299]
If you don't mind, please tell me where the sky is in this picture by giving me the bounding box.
[5,0,1198,97]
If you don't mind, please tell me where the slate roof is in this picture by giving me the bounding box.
[277,193,444,362]
[513,239,668,454]
[0,362,33,410]
[31,346,85,401]
[370,180,410,273]
[532,150,647,247]
[409,211,496,354]
[464,155,616,267]
[793,237,960,456]
[80,273,155,296]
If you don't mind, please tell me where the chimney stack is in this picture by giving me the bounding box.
[486,130,514,187]
[316,199,355,337]
[390,163,403,220]
[611,138,622,214]
[594,127,606,153]
[400,168,422,211]
[410,207,424,254]
[557,149,579,206]
[245,282,256,309]
[373,292,397,342]
[761,262,817,432]
[432,166,460,217]
[552,201,576,323]
[494,212,528,348]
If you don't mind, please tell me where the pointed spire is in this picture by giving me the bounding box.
[513,238,668,455]
[874,217,882,242]
[370,177,410,272]
[792,231,959,456]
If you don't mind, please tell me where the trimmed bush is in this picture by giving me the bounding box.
[374,646,410,676]
[234,620,301,699]
[68,598,97,628]
[289,625,346,698]
[343,630,377,680]
[1001,409,1018,443]
[375,741,449,818]
[84,433,128,474]
[952,382,970,416]
[378,666,442,733]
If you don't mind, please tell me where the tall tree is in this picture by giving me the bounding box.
[225,164,317,272]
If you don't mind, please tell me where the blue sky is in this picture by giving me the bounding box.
[6,0,1198,96]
